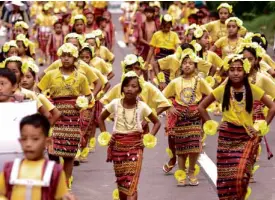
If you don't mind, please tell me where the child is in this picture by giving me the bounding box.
[86,31,115,64]
[62,13,71,36]
[0,40,18,64]
[0,114,70,199]
[84,9,96,34]
[198,54,275,200]
[103,11,115,51]
[16,34,34,62]
[98,71,161,200]
[13,21,35,59]
[46,19,64,63]
[95,16,108,47]
[210,17,244,59]
[184,24,197,43]
[71,14,86,36]
[145,14,181,83]
[0,68,18,103]
[38,43,92,188]
[163,51,212,186]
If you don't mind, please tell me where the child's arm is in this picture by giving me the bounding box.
[46,33,53,58]
[107,71,115,80]
[98,109,111,132]
[92,79,102,97]
[147,113,161,136]
[103,82,111,93]
[198,93,216,122]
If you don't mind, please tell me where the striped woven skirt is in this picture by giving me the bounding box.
[217,122,260,200]
[107,132,143,196]
[167,100,201,155]
[79,107,95,148]
[50,97,81,158]
[38,27,51,52]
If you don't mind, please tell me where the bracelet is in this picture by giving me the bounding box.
[157,72,166,83]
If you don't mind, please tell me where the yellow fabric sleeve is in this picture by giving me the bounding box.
[0,172,6,196]
[100,84,121,105]
[54,171,68,199]
[38,94,55,111]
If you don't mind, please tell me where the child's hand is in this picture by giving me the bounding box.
[159,82,167,91]
[168,107,181,116]
[247,126,260,138]
[14,93,25,102]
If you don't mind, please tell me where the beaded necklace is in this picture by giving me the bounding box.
[122,99,138,130]
[230,86,246,114]
[180,76,199,105]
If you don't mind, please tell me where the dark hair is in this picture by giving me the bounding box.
[16,40,32,57]
[28,68,36,79]
[80,47,93,58]
[252,33,268,50]
[0,68,17,85]
[180,43,195,52]
[5,60,23,77]
[144,6,155,13]
[209,11,219,20]
[242,47,260,70]
[96,16,107,26]
[20,114,51,137]
[121,76,142,94]
[72,19,85,33]
[222,73,253,113]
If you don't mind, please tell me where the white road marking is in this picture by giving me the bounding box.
[117,40,127,48]
[198,152,217,186]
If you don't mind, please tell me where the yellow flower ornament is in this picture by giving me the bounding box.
[205,76,215,88]
[112,188,119,200]
[143,134,157,149]
[194,26,204,39]
[93,29,104,38]
[4,56,22,68]
[21,60,39,74]
[57,43,79,58]
[81,43,95,58]
[253,120,270,136]
[184,23,198,36]
[181,49,200,63]
[98,131,112,146]
[237,42,264,58]
[217,3,233,13]
[225,17,243,28]
[203,120,219,136]
[174,170,186,181]
[14,21,29,30]
[76,96,89,109]
[16,34,29,47]
[71,14,87,25]
[190,40,202,52]
[245,187,252,200]
[166,147,174,158]
[223,54,251,74]
[89,137,96,148]
[2,41,18,53]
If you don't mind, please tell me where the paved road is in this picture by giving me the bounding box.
[1,11,275,200]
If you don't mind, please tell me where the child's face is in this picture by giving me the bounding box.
[218,8,230,23]
[243,50,258,69]
[228,60,245,83]
[6,62,21,83]
[86,38,96,47]
[86,14,94,25]
[14,27,26,37]
[21,70,35,90]
[162,22,172,33]
[103,12,110,22]
[16,41,27,56]
[60,53,75,68]
[185,29,195,43]
[7,47,18,57]
[122,78,141,99]
[125,63,143,76]
[100,20,107,29]
[0,76,16,102]
[198,32,210,48]
[80,50,92,64]
[182,57,196,75]
[145,12,154,20]
[67,38,81,50]
[74,19,85,34]
[54,23,63,34]
[227,21,238,37]
[19,125,48,160]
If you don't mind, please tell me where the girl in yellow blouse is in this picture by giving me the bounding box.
[98,71,161,200]
[38,43,92,189]
[163,51,212,186]
[145,14,181,82]
[85,31,115,64]
[0,41,18,67]
[13,21,36,59]
[203,3,246,44]
[16,34,35,63]
[184,24,198,43]
[78,44,111,158]
[210,17,244,59]
[198,54,275,200]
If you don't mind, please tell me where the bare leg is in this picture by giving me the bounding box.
[178,154,188,171]
[63,157,74,184]
[127,192,137,200]
[168,135,176,166]
[119,191,127,200]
